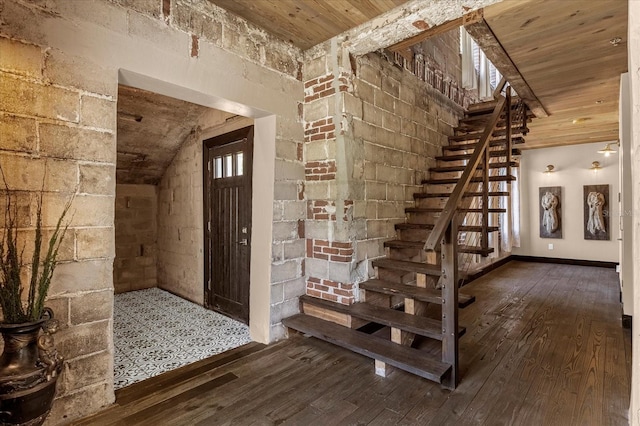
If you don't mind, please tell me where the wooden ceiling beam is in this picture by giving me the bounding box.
[464,16,549,118]
[388,10,483,53]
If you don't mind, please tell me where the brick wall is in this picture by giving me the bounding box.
[114,184,158,293]
[302,42,464,305]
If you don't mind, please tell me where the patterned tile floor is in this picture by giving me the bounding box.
[113,288,252,389]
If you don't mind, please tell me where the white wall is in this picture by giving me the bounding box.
[620,73,633,317]
[514,142,620,262]
[628,0,640,422]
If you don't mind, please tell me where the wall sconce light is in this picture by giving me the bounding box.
[590,161,602,172]
[543,164,555,174]
[597,142,618,157]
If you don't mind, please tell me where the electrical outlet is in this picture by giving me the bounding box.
[548,243,554,250]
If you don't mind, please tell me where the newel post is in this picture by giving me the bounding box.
[441,214,460,389]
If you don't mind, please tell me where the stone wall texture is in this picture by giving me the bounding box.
[0,0,303,423]
[0,16,117,423]
[114,184,158,293]
[156,110,246,304]
[301,45,464,305]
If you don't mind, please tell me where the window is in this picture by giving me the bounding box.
[460,27,502,99]
[213,152,244,179]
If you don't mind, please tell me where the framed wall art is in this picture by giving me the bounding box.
[539,186,562,239]
[583,184,610,240]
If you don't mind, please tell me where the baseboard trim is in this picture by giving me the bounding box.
[463,255,513,286]
[623,314,632,330]
[510,255,617,269]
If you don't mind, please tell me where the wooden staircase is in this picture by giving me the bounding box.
[284,91,532,389]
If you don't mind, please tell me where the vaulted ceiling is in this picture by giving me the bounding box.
[117,86,211,184]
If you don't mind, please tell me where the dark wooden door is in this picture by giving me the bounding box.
[203,126,253,324]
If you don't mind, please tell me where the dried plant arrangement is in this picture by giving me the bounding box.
[0,165,73,324]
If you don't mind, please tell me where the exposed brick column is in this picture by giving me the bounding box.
[302,40,360,305]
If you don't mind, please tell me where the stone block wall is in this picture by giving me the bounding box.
[0,0,304,422]
[114,184,158,293]
[0,27,117,424]
[388,28,478,109]
[157,110,241,304]
[302,42,464,305]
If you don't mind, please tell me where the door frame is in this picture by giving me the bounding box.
[203,125,254,324]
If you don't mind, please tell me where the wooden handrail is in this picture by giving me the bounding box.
[492,77,507,99]
[423,96,507,252]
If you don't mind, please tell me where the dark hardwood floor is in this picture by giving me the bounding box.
[74,261,630,425]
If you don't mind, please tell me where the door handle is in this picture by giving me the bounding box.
[237,239,248,245]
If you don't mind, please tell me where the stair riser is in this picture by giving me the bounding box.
[429,170,462,179]
[377,268,417,285]
[436,159,468,168]
[385,247,428,263]
[397,228,430,242]
[404,213,438,225]
[425,183,455,193]
[415,197,448,209]
[457,118,531,128]
[449,129,528,142]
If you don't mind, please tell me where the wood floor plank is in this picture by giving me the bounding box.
[71,262,630,426]
[478,266,588,425]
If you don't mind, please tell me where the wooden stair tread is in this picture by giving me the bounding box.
[457,116,533,128]
[448,127,529,142]
[372,258,441,276]
[461,102,535,117]
[413,191,510,199]
[382,240,495,255]
[459,246,495,256]
[360,279,474,307]
[421,175,516,185]
[463,191,510,197]
[429,161,518,173]
[405,207,508,214]
[360,279,442,304]
[384,240,425,249]
[466,100,499,113]
[395,222,435,230]
[442,138,523,152]
[283,314,451,383]
[436,149,521,161]
[299,295,465,341]
[394,223,499,232]
[459,225,500,232]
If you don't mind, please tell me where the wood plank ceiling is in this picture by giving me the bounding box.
[208,0,409,50]
[208,0,628,150]
[483,0,628,149]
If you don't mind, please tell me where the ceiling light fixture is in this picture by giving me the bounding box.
[595,100,604,104]
[590,161,602,172]
[610,37,622,46]
[544,164,555,174]
[597,142,618,157]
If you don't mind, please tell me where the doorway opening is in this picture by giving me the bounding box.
[113,85,253,389]
[203,127,254,324]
